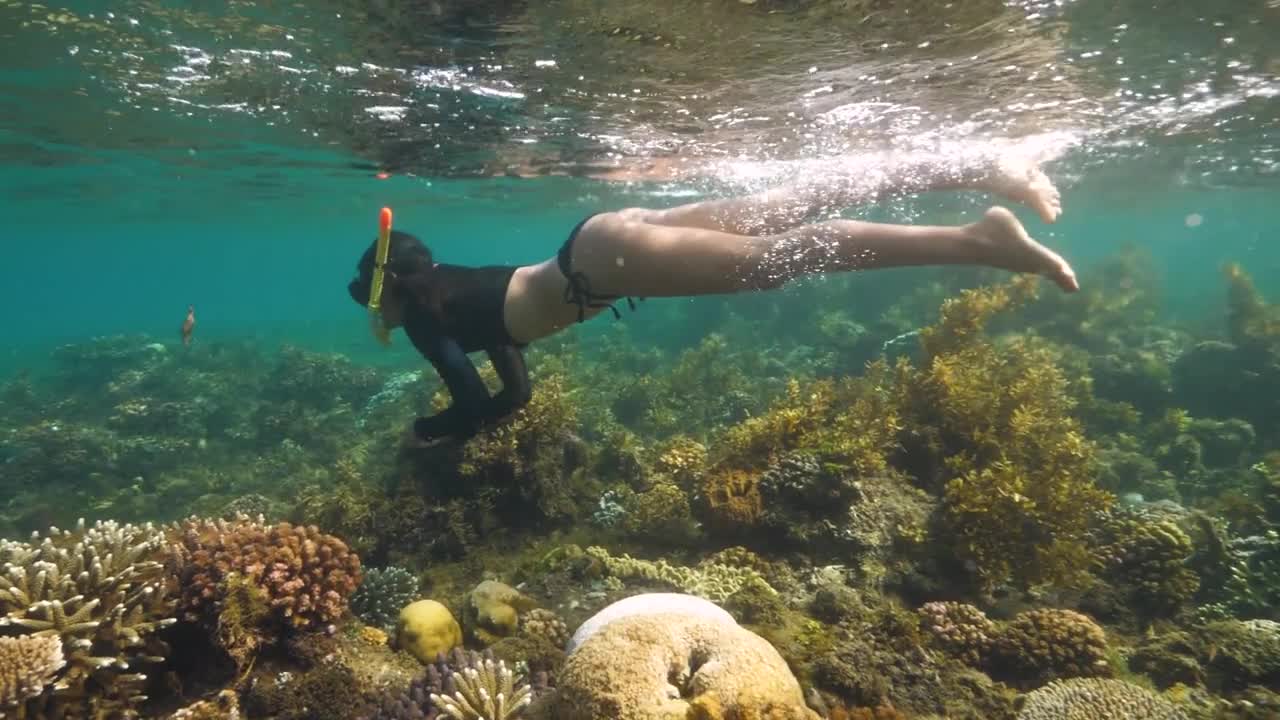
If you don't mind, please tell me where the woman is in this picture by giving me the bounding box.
[348,150,1077,447]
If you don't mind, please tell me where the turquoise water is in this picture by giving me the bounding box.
[2,0,1277,378]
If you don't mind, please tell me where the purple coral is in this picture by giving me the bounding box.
[917,601,995,667]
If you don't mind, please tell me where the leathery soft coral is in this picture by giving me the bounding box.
[172,509,363,632]
[893,276,1112,592]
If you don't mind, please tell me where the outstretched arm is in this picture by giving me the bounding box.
[411,337,533,443]
[485,345,532,420]
[412,334,491,442]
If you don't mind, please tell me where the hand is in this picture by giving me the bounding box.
[401,422,453,449]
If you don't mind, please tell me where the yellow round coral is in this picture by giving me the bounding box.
[394,600,462,664]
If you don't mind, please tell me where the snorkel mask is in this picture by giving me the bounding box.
[367,207,394,346]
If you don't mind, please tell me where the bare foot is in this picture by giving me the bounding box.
[981,158,1063,224]
[968,206,1078,292]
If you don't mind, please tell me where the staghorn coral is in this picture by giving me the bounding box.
[917,601,995,668]
[352,566,420,632]
[894,276,1111,592]
[0,635,64,710]
[0,518,180,718]
[1091,508,1199,621]
[430,657,532,720]
[992,609,1110,689]
[1015,678,1188,720]
[584,546,771,603]
[539,612,819,720]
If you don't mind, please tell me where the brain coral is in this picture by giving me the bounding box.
[1016,678,1189,720]
[545,612,819,720]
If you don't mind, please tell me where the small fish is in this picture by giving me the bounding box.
[181,305,196,346]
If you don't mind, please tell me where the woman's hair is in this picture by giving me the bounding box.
[347,230,439,314]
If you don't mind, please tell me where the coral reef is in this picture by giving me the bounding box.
[893,277,1112,592]
[518,609,569,652]
[0,519,179,717]
[566,593,737,654]
[991,609,1111,689]
[539,612,819,720]
[174,515,362,631]
[396,600,464,665]
[465,581,535,646]
[7,251,1280,718]
[583,546,772,603]
[352,566,420,632]
[360,648,549,720]
[917,601,995,667]
[1015,678,1188,719]
[1091,508,1199,621]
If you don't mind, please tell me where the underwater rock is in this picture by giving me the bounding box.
[396,599,464,665]
[1015,678,1188,720]
[540,612,819,720]
[567,592,736,654]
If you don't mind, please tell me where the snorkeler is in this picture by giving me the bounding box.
[347,150,1078,448]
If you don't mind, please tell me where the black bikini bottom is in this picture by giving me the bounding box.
[556,213,643,323]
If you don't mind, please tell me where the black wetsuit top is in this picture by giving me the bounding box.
[400,263,532,443]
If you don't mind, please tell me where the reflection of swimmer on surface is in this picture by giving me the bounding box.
[347,148,1077,448]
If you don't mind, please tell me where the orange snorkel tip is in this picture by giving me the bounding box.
[369,207,394,345]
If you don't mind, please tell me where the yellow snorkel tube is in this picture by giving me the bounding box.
[368,207,394,346]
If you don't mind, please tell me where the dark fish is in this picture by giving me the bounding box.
[181,305,196,346]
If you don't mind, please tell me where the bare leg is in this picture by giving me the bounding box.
[625,148,1064,236]
[755,206,1078,291]
[506,205,1076,344]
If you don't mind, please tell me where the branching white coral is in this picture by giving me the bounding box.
[429,657,532,720]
